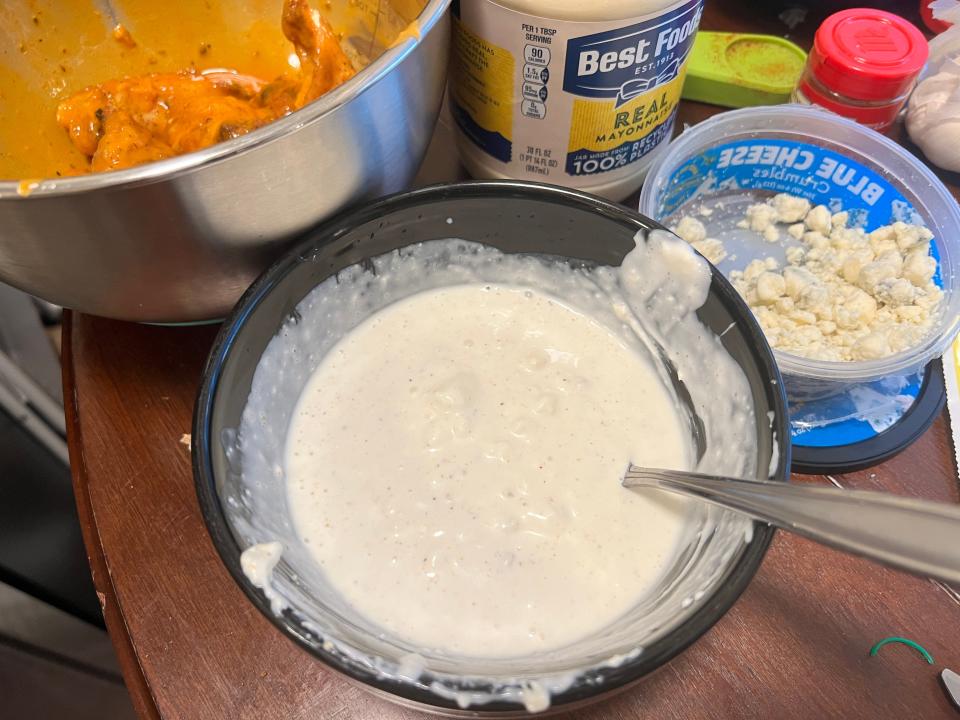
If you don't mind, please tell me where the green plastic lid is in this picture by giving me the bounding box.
[682,32,807,108]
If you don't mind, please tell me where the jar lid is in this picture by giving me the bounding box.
[808,8,928,102]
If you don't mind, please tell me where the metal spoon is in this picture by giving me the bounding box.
[623,467,960,584]
[95,0,121,28]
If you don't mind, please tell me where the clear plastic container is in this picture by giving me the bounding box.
[639,105,960,407]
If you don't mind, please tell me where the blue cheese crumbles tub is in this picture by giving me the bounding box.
[449,0,703,199]
[639,105,960,452]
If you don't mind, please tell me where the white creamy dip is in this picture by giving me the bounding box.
[234,231,762,712]
[285,284,693,657]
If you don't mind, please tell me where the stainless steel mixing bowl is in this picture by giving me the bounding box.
[0,0,450,322]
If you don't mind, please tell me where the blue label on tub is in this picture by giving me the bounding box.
[659,139,925,228]
[787,373,924,447]
[562,0,702,107]
[658,139,943,450]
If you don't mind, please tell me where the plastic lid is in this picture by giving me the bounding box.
[808,8,928,101]
[791,358,945,475]
[683,32,807,108]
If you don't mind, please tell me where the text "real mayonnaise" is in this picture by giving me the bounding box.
[449,0,704,199]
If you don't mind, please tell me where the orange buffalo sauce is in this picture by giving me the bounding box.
[0,0,351,178]
[55,0,355,173]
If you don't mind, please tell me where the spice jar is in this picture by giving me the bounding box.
[792,8,928,132]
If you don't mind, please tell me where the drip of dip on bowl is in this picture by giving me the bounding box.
[194,181,789,715]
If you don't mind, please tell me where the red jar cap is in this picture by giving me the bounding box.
[920,0,952,35]
[808,8,928,102]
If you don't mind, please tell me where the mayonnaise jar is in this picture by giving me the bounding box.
[449,0,704,199]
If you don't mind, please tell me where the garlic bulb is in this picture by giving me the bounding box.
[906,58,960,172]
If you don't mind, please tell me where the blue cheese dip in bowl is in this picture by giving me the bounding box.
[193,181,789,715]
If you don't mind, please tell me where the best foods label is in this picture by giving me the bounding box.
[450,0,703,189]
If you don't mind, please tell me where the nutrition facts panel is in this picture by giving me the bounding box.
[521,40,550,119]
[517,22,560,176]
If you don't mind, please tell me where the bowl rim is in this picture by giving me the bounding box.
[192,180,791,713]
[0,0,451,199]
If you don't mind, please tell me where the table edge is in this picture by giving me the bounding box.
[62,311,163,720]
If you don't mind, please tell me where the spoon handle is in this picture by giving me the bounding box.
[624,467,960,585]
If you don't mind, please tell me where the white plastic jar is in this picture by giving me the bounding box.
[448,0,704,200]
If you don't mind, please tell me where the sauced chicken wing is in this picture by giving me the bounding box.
[55,0,356,173]
[281,0,356,108]
[57,72,271,171]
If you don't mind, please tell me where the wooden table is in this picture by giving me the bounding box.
[64,2,960,718]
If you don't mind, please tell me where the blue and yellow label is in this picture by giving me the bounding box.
[449,0,703,187]
[450,15,515,163]
[562,0,701,104]
[561,0,702,176]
